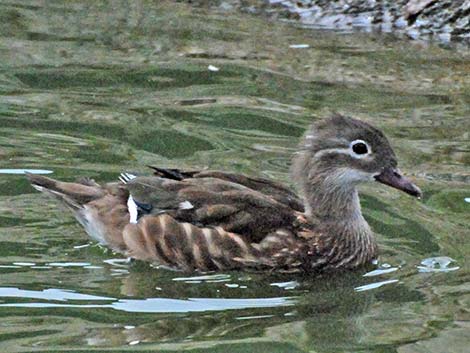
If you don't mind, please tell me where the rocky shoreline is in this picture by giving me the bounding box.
[262,0,469,44]
[198,0,469,45]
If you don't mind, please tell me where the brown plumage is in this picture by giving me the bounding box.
[27,114,422,273]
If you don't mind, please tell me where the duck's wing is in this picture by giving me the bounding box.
[149,166,304,212]
[124,173,302,243]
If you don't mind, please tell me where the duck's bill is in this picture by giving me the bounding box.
[374,167,422,198]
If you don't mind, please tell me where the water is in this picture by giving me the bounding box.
[0,1,469,352]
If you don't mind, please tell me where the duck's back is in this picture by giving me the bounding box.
[28,168,307,271]
[125,169,304,241]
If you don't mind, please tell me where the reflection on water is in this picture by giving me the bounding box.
[0,169,53,174]
[417,257,460,273]
[354,279,399,292]
[363,264,399,277]
[0,286,295,313]
[0,287,114,301]
[0,0,468,352]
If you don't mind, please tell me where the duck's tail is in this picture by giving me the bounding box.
[26,174,105,212]
[28,174,129,251]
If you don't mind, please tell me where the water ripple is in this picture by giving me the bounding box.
[417,257,460,273]
[0,287,296,313]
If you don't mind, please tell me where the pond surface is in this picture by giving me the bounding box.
[0,1,469,352]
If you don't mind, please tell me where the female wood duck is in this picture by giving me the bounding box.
[28,114,421,273]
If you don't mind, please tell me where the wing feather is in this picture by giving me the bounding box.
[124,175,300,242]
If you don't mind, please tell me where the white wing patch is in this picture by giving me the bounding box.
[127,195,138,224]
[179,201,194,210]
[119,172,137,184]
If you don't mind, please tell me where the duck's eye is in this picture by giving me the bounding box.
[352,142,368,154]
[350,140,370,156]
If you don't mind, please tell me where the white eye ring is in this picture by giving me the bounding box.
[349,139,372,159]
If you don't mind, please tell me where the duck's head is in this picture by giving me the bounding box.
[292,114,422,199]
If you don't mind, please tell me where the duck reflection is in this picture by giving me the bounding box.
[61,266,423,351]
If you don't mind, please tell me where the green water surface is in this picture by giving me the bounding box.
[0,1,469,352]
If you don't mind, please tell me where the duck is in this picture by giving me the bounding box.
[27,114,421,273]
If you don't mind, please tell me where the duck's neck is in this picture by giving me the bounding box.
[301,173,377,262]
[304,177,363,221]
